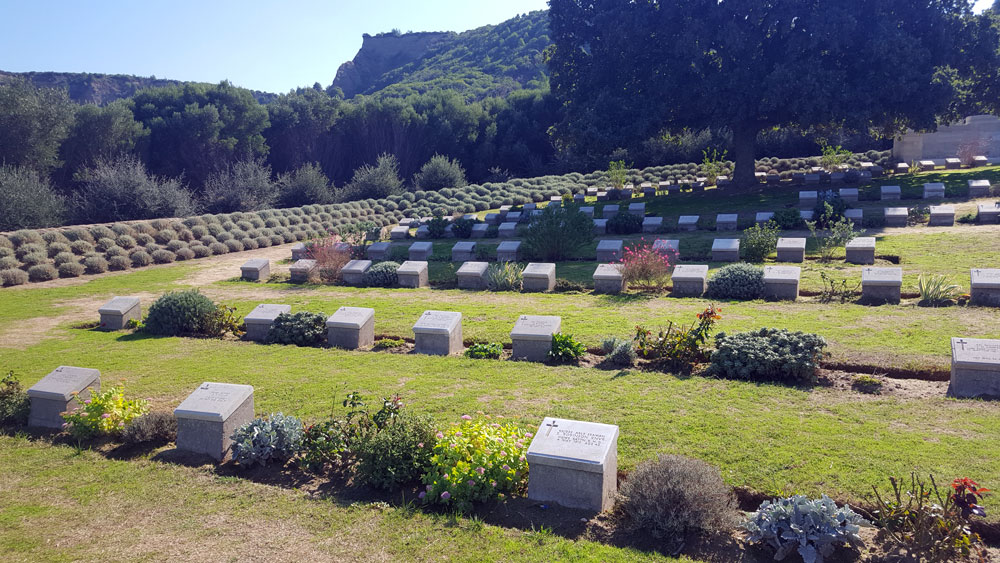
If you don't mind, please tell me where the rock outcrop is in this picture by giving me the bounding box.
[332,31,453,98]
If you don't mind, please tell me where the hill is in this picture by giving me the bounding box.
[0,70,277,105]
[331,10,551,100]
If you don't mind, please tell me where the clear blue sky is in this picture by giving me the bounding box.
[0,0,550,93]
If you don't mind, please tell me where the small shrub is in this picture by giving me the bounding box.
[426,216,449,238]
[634,305,722,368]
[618,454,737,540]
[28,263,58,282]
[130,250,152,267]
[0,371,30,426]
[121,412,177,445]
[190,245,211,258]
[61,385,149,440]
[486,261,523,291]
[852,374,883,394]
[741,220,781,263]
[772,208,804,229]
[47,241,71,257]
[745,495,869,563]
[83,255,108,274]
[811,195,847,228]
[373,337,406,350]
[305,234,352,282]
[413,154,468,191]
[299,391,405,473]
[548,332,586,364]
[601,336,636,367]
[58,261,85,278]
[19,251,48,267]
[464,342,503,359]
[15,243,45,259]
[607,212,643,235]
[818,272,861,304]
[51,251,76,266]
[621,243,674,291]
[225,239,244,253]
[363,261,399,287]
[230,413,304,467]
[174,248,195,261]
[554,278,586,292]
[107,255,130,271]
[1,268,29,286]
[421,415,531,512]
[917,274,961,307]
[706,263,765,300]
[70,240,94,255]
[808,213,863,262]
[524,206,593,261]
[266,311,327,346]
[208,242,229,255]
[151,249,176,264]
[451,217,475,239]
[908,204,931,225]
[355,412,437,490]
[0,256,18,270]
[709,328,827,383]
[144,290,218,336]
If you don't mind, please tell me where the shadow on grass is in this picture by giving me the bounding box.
[116,331,162,342]
[595,292,657,306]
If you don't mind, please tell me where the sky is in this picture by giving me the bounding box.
[0,0,550,93]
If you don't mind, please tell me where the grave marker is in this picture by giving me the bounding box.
[970,268,1000,306]
[98,296,141,330]
[341,259,372,286]
[288,259,317,283]
[522,262,556,292]
[712,238,739,262]
[672,265,708,297]
[593,263,624,294]
[948,338,1000,398]
[240,259,269,282]
[244,304,291,341]
[456,261,489,290]
[776,238,806,263]
[596,240,624,262]
[763,266,800,301]
[861,267,903,304]
[412,310,463,356]
[326,306,375,349]
[409,241,433,261]
[27,366,100,428]
[526,417,619,512]
[397,260,429,288]
[174,382,254,461]
[510,315,561,361]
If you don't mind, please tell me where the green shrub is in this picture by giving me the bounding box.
[47,242,70,257]
[61,385,149,440]
[190,245,211,258]
[0,165,65,231]
[601,336,636,367]
[554,278,586,292]
[19,251,47,267]
[421,415,530,512]
[811,194,847,228]
[121,412,177,445]
[618,454,737,540]
[208,242,229,255]
[451,217,475,238]
[709,328,827,383]
[486,261,523,291]
[10,229,44,247]
[70,240,94,255]
[83,255,108,274]
[341,153,403,201]
[917,274,961,306]
[634,305,722,368]
[130,250,152,267]
[151,249,176,264]
[741,221,780,263]
[27,263,58,282]
[548,332,586,364]
[104,246,128,258]
[58,261,85,278]
[607,212,643,234]
[373,337,406,350]
[1,269,29,286]
[230,413,304,467]
[108,255,131,271]
[0,256,19,270]
[144,290,219,336]
[413,154,468,191]
[0,371,30,426]
[266,311,327,346]
[363,261,399,287]
[746,495,869,563]
[706,263,765,300]
[464,342,503,359]
[524,206,593,261]
[15,242,44,259]
[355,412,437,490]
[426,216,449,238]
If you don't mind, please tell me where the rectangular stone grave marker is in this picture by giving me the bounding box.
[27,366,100,428]
[456,261,489,290]
[885,207,908,227]
[862,267,903,304]
[412,310,463,355]
[289,259,316,283]
[776,237,806,263]
[678,215,699,231]
[408,241,433,261]
[498,222,518,238]
[596,240,624,262]
[712,238,739,262]
[799,191,818,207]
[526,417,619,511]
[470,223,488,238]
[592,218,608,235]
[973,155,989,166]
[881,185,901,200]
[929,205,955,226]
[923,182,945,199]
[839,188,859,203]
[593,263,624,294]
[98,296,141,330]
[919,160,936,171]
[948,338,1000,398]
[846,237,876,264]
[506,211,522,224]
[945,157,961,169]
[397,260,429,288]
[805,173,820,184]
[327,306,375,349]
[341,259,372,286]
[970,268,1000,306]
[522,262,556,292]
[484,213,501,225]
[240,259,269,282]
[291,242,308,260]
[672,265,708,297]
[763,266,800,300]
[496,240,521,262]
[716,213,738,231]
[642,216,663,233]
[174,382,254,461]
[979,203,1000,224]
[510,315,561,361]
[415,225,430,239]
[602,205,619,219]
[452,241,476,262]
[969,179,991,198]
[580,206,595,219]
[390,225,409,240]
[366,242,391,261]
[845,208,863,222]
[244,304,291,341]
[800,210,814,221]
[628,203,645,216]
[755,212,774,225]
[652,239,679,257]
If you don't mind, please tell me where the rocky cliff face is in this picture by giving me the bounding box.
[332,31,453,98]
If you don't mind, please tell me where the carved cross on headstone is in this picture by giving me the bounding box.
[956,339,968,350]
[545,419,560,437]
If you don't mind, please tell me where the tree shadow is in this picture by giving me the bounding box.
[595,292,657,306]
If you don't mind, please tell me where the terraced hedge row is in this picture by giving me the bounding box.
[0,151,892,286]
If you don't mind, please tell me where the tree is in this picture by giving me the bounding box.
[58,100,147,184]
[0,77,75,173]
[523,205,593,261]
[412,154,468,190]
[264,88,340,174]
[72,157,196,223]
[0,165,65,230]
[201,159,277,213]
[276,162,333,208]
[548,0,969,187]
[339,153,403,201]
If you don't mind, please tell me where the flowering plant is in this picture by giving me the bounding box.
[634,304,722,368]
[620,240,675,292]
[61,385,149,441]
[421,415,531,512]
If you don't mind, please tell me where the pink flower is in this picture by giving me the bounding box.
[450,443,457,448]
[476,467,485,475]
[436,432,444,439]
[491,480,496,487]
[101,413,111,419]
[84,399,92,404]
[417,443,424,448]
[455,431,462,437]
[427,484,433,491]
[502,464,511,471]
[441,491,451,500]
[61,423,68,429]
[467,480,475,486]
[461,414,472,420]
[418,491,426,499]
[519,456,526,462]
[524,432,533,438]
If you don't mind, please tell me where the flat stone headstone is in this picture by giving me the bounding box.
[291,242,308,260]
[574,193,586,203]
[367,242,391,261]
[845,209,863,222]
[970,268,1000,306]
[415,225,430,239]
[390,225,409,240]
[498,222,518,238]
[628,203,645,216]
[244,304,291,341]
[672,264,708,297]
[839,188,859,202]
[510,315,561,361]
[457,261,490,290]
[484,213,501,225]
[586,187,598,196]
[755,212,774,224]
[579,206,595,219]
[973,155,989,166]
[881,185,901,200]
[593,263,624,294]
[408,241,433,261]
[678,215,699,231]
[884,207,908,227]
[945,157,961,169]
[763,266,800,301]
[948,338,1000,398]
[596,240,624,262]
[716,213,738,231]
[642,216,663,233]
[341,259,372,286]
[523,203,537,213]
[923,182,945,199]
[498,205,513,218]
[289,259,317,283]
[27,366,101,428]
[174,382,255,461]
[397,260,429,288]
[862,267,903,304]
[412,310,463,356]
[978,203,1000,224]
[240,259,270,282]
[804,173,820,184]
[929,205,955,226]
[712,238,740,262]
[452,241,476,262]
[592,218,608,235]
[496,240,521,262]
[652,239,679,257]
[968,179,991,198]
[98,296,141,330]
[776,237,806,263]
[326,306,375,349]
[846,237,876,265]
[800,210,814,221]
[506,211,523,224]
[470,223,489,238]
[522,262,556,292]
[526,417,619,512]
[602,205,619,219]
[799,191,818,206]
